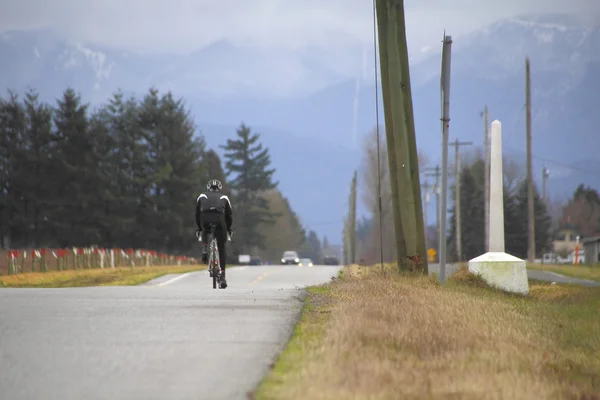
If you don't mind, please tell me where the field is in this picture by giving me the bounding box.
[254,265,600,400]
[0,265,206,287]
[528,263,600,281]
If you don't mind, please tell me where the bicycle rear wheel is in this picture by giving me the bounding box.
[211,239,218,289]
[213,239,221,289]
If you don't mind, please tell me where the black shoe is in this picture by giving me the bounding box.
[219,270,227,289]
[201,252,208,264]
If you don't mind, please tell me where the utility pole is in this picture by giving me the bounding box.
[375,0,428,273]
[424,165,441,248]
[449,139,472,261]
[526,57,535,263]
[422,180,430,230]
[349,171,357,264]
[482,106,490,252]
[439,33,453,283]
[542,165,549,203]
[422,180,431,250]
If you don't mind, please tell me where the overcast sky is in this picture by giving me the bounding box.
[2,0,599,54]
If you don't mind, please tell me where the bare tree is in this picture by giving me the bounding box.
[358,128,394,263]
[358,128,431,264]
[417,148,429,169]
[546,195,567,232]
[503,154,526,194]
[562,196,600,237]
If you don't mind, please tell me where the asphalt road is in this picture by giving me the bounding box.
[0,264,342,400]
[428,263,600,287]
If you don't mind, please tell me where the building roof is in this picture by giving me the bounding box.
[582,236,600,244]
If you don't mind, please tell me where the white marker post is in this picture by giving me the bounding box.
[468,120,529,295]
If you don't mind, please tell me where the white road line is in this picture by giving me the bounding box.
[157,272,194,286]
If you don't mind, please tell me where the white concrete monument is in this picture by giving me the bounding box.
[468,120,529,295]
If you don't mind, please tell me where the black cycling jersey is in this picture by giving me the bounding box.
[195,191,233,231]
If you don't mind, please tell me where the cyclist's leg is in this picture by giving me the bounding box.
[216,228,227,275]
[201,214,218,263]
[217,215,228,274]
[199,228,209,264]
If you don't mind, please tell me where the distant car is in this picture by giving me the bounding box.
[323,256,340,265]
[281,251,300,265]
[249,256,262,266]
[299,258,313,267]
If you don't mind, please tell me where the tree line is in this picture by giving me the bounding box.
[0,87,325,263]
[350,128,558,264]
[445,156,552,261]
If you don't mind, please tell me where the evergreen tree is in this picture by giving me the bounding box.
[0,91,27,247]
[447,165,484,261]
[503,186,522,257]
[305,230,323,263]
[256,189,305,262]
[562,184,600,237]
[0,86,310,259]
[202,149,228,191]
[51,88,96,246]
[102,90,148,247]
[23,89,55,247]
[447,157,522,261]
[322,235,330,251]
[221,122,278,254]
[137,89,204,252]
[87,106,118,246]
[514,179,552,258]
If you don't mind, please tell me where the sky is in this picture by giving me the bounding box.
[2,0,599,55]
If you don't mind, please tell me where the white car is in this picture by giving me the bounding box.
[281,251,300,265]
[299,258,313,267]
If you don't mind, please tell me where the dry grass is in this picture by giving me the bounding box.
[528,263,600,282]
[254,265,600,400]
[0,265,205,288]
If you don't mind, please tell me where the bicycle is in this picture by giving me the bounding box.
[198,224,232,289]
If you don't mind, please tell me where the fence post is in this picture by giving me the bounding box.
[41,249,48,272]
[8,251,14,275]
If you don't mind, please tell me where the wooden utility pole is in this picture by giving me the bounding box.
[449,139,472,261]
[482,106,490,252]
[343,171,357,265]
[375,0,428,273]
[542,165,549,203]
[350,170,357,264]
[526,57,535,262]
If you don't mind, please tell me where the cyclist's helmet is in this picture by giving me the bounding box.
[207,179,222,192]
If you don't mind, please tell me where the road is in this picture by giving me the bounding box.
[0,265,342,400]
[428,263,600,287]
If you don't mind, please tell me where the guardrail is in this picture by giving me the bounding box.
[4,247,198,275]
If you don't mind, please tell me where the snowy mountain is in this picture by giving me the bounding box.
[1,12,599,244]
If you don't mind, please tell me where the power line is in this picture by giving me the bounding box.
[468,141,600,178]
[504,146,600,177]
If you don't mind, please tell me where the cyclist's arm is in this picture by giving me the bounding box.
[195,194,206,230]
[222,195,233,231]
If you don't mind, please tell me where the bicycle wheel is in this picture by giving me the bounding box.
[213,239,221,289]
[211,239,218,289]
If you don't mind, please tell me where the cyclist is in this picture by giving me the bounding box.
[195,179,233,288]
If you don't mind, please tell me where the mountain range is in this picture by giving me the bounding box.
[2,12,599,245]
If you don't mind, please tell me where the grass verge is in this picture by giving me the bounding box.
[528,263,600,282]
[253,265,600,400]
[0,265,205,288]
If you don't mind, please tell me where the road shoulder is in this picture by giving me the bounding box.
[252,265,600,399]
